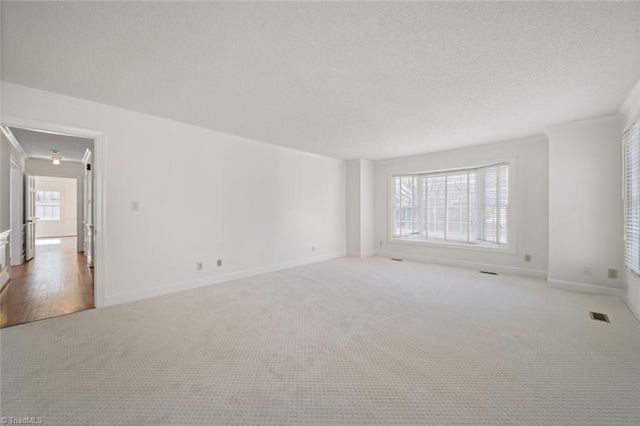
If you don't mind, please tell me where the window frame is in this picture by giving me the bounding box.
[387,158,516,253]
[35,189,63,221]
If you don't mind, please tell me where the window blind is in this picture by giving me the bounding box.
[624,119,640,273]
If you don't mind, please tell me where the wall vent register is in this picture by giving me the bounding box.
[589,312,610,323]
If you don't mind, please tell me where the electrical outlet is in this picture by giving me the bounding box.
[217,259,222,267]
[583,267,592,276]
[130,201,139,212]
[196,261,203,271]
[608,268,618,279]
[524,254,532,262]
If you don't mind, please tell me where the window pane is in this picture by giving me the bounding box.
[427,175,446,239]
[446,172,468,241]
[497,165,509,245]
[394,176,419,237]
[399,176,418,236]
[46,191,60,203]
[625,125,640,272]
[393,177,401,237]
[468,172,478,241]
[483,167,497,243]
[35,190,62,220]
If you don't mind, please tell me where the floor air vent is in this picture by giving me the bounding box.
[479,271,498,275]
[589,312,610,323]
[390,258,403,262]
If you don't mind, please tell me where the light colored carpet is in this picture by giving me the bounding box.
[1,256,639,425]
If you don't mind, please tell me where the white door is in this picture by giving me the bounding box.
[25,175,37,261]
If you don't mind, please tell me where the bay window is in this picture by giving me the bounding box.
[391,163,510,248]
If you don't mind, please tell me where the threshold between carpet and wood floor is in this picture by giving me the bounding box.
[1,256,638,425]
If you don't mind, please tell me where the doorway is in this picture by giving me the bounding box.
[0,125,98,328]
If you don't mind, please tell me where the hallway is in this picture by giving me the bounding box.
[0,237,94,328]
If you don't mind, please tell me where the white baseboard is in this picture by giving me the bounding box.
[104,251,346,307]
[375,249,548,279]
[0,273,9,293]
[347,250,375,258]
[547,279,622,297]
[621,294,640,322]
[361,250,375,258]
[10,255,25,266]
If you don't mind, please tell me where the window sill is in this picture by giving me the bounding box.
[389,236,515,254]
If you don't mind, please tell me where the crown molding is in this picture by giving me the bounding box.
[0,125,28,161]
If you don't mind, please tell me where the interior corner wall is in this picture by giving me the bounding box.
[374,136,549,277]
[547,116,623,292]
[2,83,347,306]
[346,159,374,257]
[360,159,374,257]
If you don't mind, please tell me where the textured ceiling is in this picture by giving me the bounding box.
[2,1,639,161]
[10,127,94,162]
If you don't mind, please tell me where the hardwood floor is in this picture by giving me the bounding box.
[0,237,94,328]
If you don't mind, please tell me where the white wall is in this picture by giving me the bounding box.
[374,136,548,276]
[34,176,77,238]
[620,77,640,320]
[1,83,346,306]
[547,116,623,293]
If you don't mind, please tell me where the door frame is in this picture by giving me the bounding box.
[1,115,106,308]
[9,155,24,265]
[25,174,36,261]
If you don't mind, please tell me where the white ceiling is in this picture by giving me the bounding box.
[9,127,94,163]
[2,2,639,161]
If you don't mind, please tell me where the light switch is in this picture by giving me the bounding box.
[131,201,140,212]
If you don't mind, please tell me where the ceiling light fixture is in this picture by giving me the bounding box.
[51,150,61,165]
